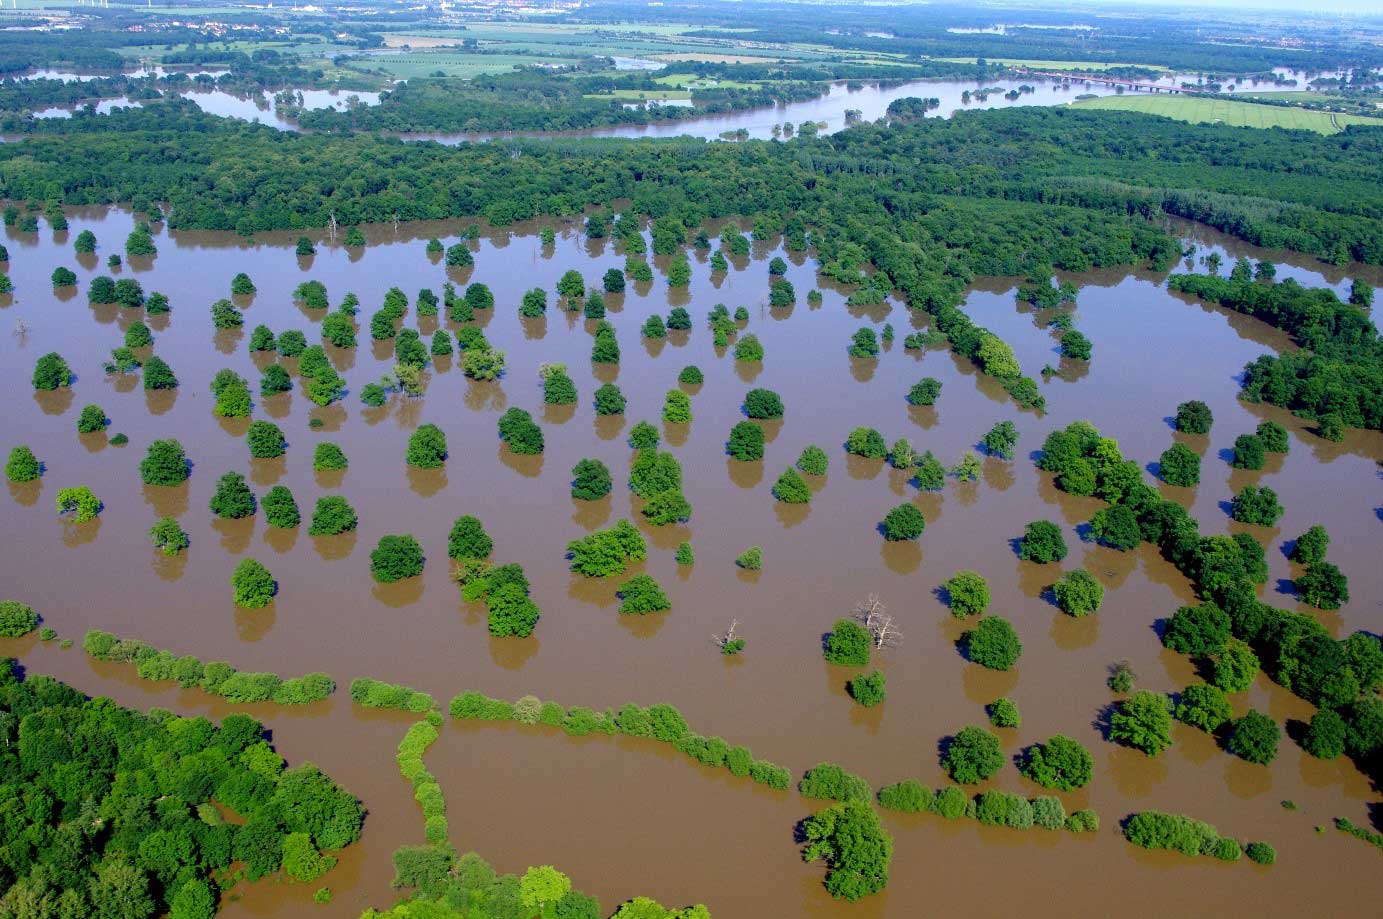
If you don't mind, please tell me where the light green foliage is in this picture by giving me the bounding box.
[796,445,829,475]
[1110,691,1174,756]
[232,559,276,608]
[988,698,1020,728]
[0,601,39,637]
[5,446,41,483]
[148,517,189,556]
[773,468,811,504]
[735,546,763,570]
[618,574,671,615]
[945,570,989,617]
[55,486,101,522]
[845,427,887,459]
[1052,569,1104,616]
[567,519,647,577]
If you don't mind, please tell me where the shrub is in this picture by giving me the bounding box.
[1245,841,1275,865]
[1123,811,1220,856]
[1159,443,1201,486]
[246,421,286,459]
[964,617,1021,670]
[735,546,763,570]
[31,352,71,390]
[1230,485,1282,526]
[209,472,255,519]
[877,780,931,813]
[1020,735,1094,791]
[76,404,108,435]
[0,601,39,637]
[1231,434,1266,470]
[445,243,472,267]
[1302,709,1346,759]
[678,365,703,385]
[1175,400,1213,434]
[881,503,926,540]
[847,669,887,707]
[743,388,784,419]
[931,786,968,819]
[1289,525,1330,565]
[618,574,671,615]
[371,535,424,583]
[773,468,812,504]
[406,424,448,468]
[571,459,612,501]
[675,542,694,566]
[943,726,1004,783]
[848,327,879,358]
[230,272,256,296]
[55,486,101,521]
[797,445,829,475]
[1052,569,1104,616]
[1163,602,1231,655]
[602,268,625,293]
[1110,691,1174,756]
[5,446,40,483]
[799,764,871,802]
[907,378,942,406]
[1296,562,1349,610]
[628,421,659,450]
[308,496,357,536]
[148,517,189,556]
[1066,809,1100,833]
[311,442,348,472]
[1018,521,1067,563]
[728,421,765,461]
[593,382,626,415]
[1228,711,1280,764]
[845,427,887,459]
[824,619,870,667]
[567,519,646,577]
[262,486,300,529]
[988,698,1020,728]
[232,559,276,608]
[497,409,544,455]
[662,390,691,424]
[1060,330,1092,360]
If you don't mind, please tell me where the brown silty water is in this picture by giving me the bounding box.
[0,208,1380,917]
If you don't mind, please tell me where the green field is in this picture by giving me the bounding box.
[1072,93,1383,134]
[583,89,691,101]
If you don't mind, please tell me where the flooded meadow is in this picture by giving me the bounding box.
[1,208,1381,917]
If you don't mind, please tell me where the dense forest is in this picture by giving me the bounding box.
[0,659,363,917]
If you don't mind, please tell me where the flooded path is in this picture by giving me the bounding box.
[0,208,1380,917]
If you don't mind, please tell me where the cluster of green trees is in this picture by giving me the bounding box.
[800,799,892,902]
[396,715,449,846]
[1289,525,1350,610]
[877,780,1098,834]
[0,658,363,917]
[449,691,791,790]
[1170,274,1383,435]
[349,677,437,714]
[1123,811,1274,865]
[567,519,647,577]
[455,560,541,638]
[83,629,332,705]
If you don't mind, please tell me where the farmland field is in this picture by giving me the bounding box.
[1072,93,1383,133]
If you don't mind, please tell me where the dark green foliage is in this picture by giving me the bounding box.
[1230,485,1283,526]
[800,764,872,802]
[1088,505,1142,550]
[246,421,285,458]
[209,472,255,519]
[1163,602,1231,655]
[447,515,492,560]
[617,574,671,615]
[773,468,812,504]
[988,698,1020,728]
[734,333,763,361]
[1052,569,1104,616]
[262,486,300,529]
[50,266,76,287]
[1296,562,1349,609]
[406,423,448,468]
[1231,434,1266,470]
[497,409,544,455]
[322,312,356,349]
[678,365,703,385]
[5,446,40,483]
[590,383,625,416]
[308,496,357,536]
[210,298,242,330]
[881,503,926,540]
[139,438,188,485]
[847,670,886,707]
[629,449,682,498]
[566,519,646,577]
[642,488,692,526]
[1303,709,1346,759]
[1159,443,1201,486]
[1289,525,1330,565]
[743,388,784,419]
[1060,330,1092,360]
[642,314,667,340]
[964,617,1021,671]
[1175,683,1232,732]
[735,546,763,570]
[518,287,547,318]
[1018,520,1067,563]
[1246,841,1276,865]
[570,459,612,501]
[628,420,659,450]
[800,799,892,902]
[310,442,347,472]
[980,421,1018,459]
[1122,811,1223,858]
[1175,400,1213,434]
[0,601,39,637]
[974,790,1035,829]
[845,427,887,459]
[249,324,276,352]
[76,403,107,434]
[230,272,256,296]
[542,365,578,405]
[31,352,71,390]
[824,619,870,667]
[662,389,691,424]
[1110,691,1174,756]
[430,330,451,356]
[602,268,625,293]
[124,320,152,348]
[728,421,765,460]
[943,726,1004,784]
[1257,421,1289,453]
[796,445,829,475]
[370,535,425,583]
[232,558,276,608]
[848,327,879,358]
[1227,711,1280,764]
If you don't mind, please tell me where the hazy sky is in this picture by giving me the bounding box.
[1074,0,1382,14]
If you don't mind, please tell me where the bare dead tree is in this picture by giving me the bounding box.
[711,619,740,651]
[12,318,28,340]
[327,210,338,242]
[852,594,901,650]
[393,211,400,232]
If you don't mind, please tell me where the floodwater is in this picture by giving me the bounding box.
[0,207,1381,918]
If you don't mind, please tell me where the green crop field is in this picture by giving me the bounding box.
[1072,93,1383,134]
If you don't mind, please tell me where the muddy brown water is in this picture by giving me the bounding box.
[1,208,1381,917]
